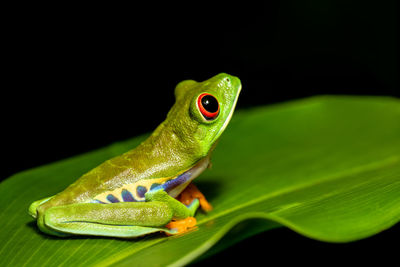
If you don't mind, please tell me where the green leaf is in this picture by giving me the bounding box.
[1,96,399,266]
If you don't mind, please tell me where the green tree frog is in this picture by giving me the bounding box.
[29,73,241,238]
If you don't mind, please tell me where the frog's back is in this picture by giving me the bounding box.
[36,157,136,212]
[36,124,202,213]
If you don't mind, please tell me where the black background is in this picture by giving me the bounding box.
[3,0,398,264]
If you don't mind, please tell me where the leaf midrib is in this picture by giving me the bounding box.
[199,155,399,224]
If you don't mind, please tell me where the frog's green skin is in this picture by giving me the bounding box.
[28,73,241,238]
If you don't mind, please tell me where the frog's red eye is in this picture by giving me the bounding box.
[197,93,220,120]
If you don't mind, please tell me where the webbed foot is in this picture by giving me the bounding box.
[165,217,197,235]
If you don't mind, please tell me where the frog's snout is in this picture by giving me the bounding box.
[216,73,240,84]
[217,73,242,92]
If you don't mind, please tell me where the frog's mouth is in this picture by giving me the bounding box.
[214,84,242,142]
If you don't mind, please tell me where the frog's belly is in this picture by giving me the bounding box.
[90,156,209,204]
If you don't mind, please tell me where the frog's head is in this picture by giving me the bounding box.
[167,73,241,157]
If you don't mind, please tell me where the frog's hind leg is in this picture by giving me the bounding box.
[41,202,175,238]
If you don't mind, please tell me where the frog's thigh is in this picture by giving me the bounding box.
[44,202,174,237]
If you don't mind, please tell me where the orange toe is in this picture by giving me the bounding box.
[165,217,197,235]
[198,198,213,212]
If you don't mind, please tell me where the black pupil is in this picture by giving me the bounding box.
[201,95,219,113]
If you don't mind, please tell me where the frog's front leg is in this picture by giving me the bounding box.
[177,183,213,212]
[145,189,201,234]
